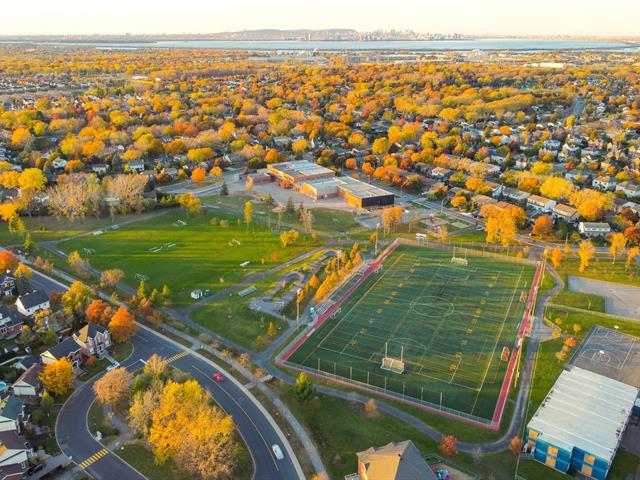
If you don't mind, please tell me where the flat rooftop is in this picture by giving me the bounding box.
[268,160,334,180]
[569,326,640,389]
[337,176,394,199]
[528,366,638,463]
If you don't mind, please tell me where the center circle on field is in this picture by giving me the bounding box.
[409,296,455,318]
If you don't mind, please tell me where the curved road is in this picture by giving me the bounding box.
[55,326,302,480]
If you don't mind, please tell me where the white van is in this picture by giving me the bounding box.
[272,444,284,461]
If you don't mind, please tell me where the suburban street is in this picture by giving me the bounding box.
[33,268,303,480]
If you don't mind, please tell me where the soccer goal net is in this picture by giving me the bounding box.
[380,342,405,374]
[451,246,469,266]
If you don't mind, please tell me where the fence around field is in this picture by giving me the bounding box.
[283,357,495,427]
[276,238,543,430]
[399,237,538,267]
[544,302,639,323]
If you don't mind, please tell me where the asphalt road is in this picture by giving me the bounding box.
[30,263,303,480]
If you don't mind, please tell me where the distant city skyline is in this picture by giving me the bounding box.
[4,0,639,37]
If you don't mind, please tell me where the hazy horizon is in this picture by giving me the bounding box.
[4,0,639,38]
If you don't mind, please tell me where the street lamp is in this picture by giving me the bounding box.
[375,223,380,256]
[296,288,303,331]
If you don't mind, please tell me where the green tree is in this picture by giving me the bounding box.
[40,391,54,415]
[286,196,295,214]
[220,182,229,196]
[23,232,33,254]
[294,372,314,402]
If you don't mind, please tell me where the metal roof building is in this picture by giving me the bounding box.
[526,365,639,480]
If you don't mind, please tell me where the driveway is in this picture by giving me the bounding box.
[568,276,640,318]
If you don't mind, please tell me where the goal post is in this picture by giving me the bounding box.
[380,342,405,374]
[451,247,468,266]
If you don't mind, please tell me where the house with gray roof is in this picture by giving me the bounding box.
[0,396,24,433]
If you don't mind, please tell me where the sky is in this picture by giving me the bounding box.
[3,0,638,37]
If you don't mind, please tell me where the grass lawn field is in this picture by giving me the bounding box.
[57,210,314,307]
[555,254,640,286]
[285,244,537,423]
[550,289,606,312]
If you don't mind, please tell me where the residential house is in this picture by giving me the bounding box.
[527,194,557,213]
[90,164,109,175]
[0,305,22,339]
[472,194,497,208]
[127,160,145,174]
[15,291,50,317]
[0,397,24,433]
[616,181,640,199]
[354,440,436,480]
[592,175,617,191]
[503,187,530,203]
[485,181,504,198]
[0,274,16,297]
[578,222,611,237]
[430,167,451,180]
[0,429,31,480]
[10,364,42,399]
[552,204,580,224]
[73,324,112,359]
[40,337,83,371]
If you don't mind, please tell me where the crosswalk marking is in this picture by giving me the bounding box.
[78,449,108,469]
[165,351,189,364]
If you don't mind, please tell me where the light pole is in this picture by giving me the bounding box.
[296,288,302,331]
[375,223,380,256]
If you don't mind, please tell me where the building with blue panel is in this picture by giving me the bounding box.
[525,366,639,479]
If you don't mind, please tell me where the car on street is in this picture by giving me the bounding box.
[272,444,284,460]
[213,372,224,382]
[106,362,120,372]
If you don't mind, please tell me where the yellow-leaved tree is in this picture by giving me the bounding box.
[40,358,74,397]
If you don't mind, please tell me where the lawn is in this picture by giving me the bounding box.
[190,292,287,350]
[550,289,606,312]
[544,306,640,340]
[57,210,314,307]
[282,388,523,480]
[117,436,252,480]
[284,244,537,423]
[0,213,157,247]
[555,254,640,286]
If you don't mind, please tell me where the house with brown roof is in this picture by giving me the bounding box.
[552,204,580,223]
[353,440,436,480]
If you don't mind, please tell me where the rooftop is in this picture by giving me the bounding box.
[528,366,638,463]
[268,160,334,180]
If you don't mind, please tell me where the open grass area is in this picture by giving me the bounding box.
[285,244,536,422]
[190,293,287,350]
[116,442,186,480]
[607,448,640,480]
[544,306,640,340]
[550,289,606,312]
[57,210,314,308]
[282,388,525,480]
[556,254,640,286]
[87,401,119,438]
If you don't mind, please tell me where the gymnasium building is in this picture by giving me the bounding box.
[266,161,395,209]
[525,326,640,480]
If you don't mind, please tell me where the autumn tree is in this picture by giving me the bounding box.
[109,306,137,343]
[551,248,562,269]
[19,168,47,192]
[532,215,553,238]
[62,281,93,316]
[578,240,596,273]
[509,437,523,456]
[0,251,19,271]
[294,372,314,402]
[280,229,299,248]
[143,354,168,379]
[608,232,627,264]
[191,167,206,182]
[14,263,31,280]
[39,358,73,397]
[93,367,133,408]
[148,380,236,477]
[100,268,124,289]
[439,435,457,456]
[626,247,639,270]
[177,192,201,216]
[243,201,253,229]
[67,250,88,276]
[85,299,113,325]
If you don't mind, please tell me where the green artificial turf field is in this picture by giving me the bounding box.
[58,210,312,307]
[285,244,536,422]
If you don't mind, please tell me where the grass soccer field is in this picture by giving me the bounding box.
[284,244,537,423]
[57,210,312,307]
